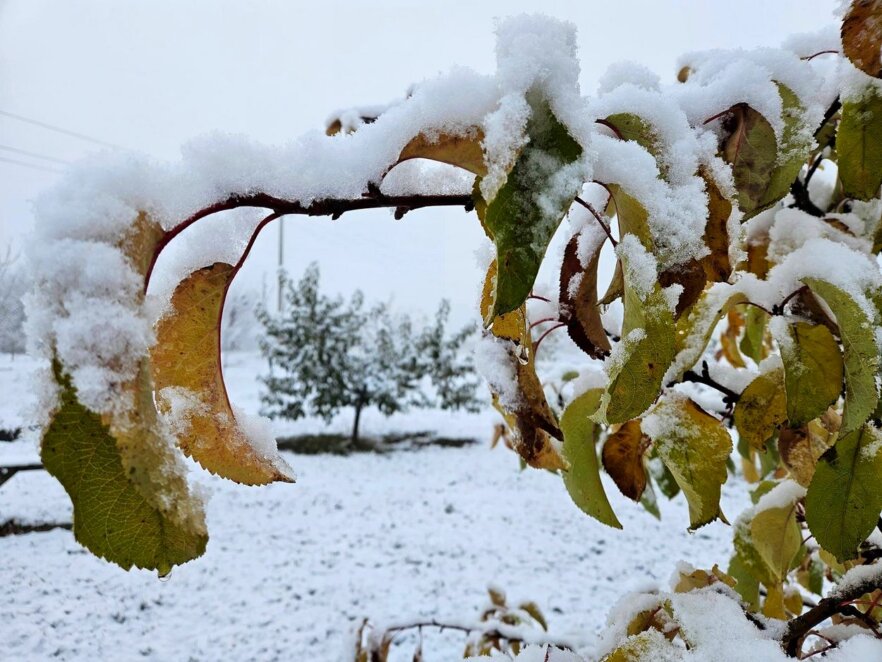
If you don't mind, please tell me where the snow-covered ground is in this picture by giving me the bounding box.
[1,352,751,661]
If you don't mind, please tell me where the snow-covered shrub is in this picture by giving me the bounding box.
[23,0,882,657]
[256,264,479,443]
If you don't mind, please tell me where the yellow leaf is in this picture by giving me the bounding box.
[396,129,486,176]
[152,263,294,485]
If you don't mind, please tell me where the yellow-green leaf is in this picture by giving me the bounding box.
[645,395,732,529]
[804,278,879,437]
[396,129,487,176]
[805,424,882,561]
[41,363,207,575]
[483,95,583,318]
[838,87,882,200]
[561,389,622,529]
[778,322,844,426]
[720,103,778,218]
[750,494,803,583]
[734,369,787,451]
[152,263,294,485]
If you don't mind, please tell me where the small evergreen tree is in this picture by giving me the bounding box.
[257,264,480,443]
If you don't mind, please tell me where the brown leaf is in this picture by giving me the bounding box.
[842,0,882,78]
[720,309,747,368]
[152,263,294,485]
[779,415,838,486]
[559,232,611,359]
[602,420,649,501]
[700,170,734,283]
[658,258,707,318]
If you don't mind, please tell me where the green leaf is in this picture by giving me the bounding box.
[837,87,882,200]
[41,363,207,575]
[560,389,622,529]
[759,84,812,211]
[750,497,803,583]
[778,322,843,427]
[483,94,583,318]
[720,103,778,218]
[734,369,787,451]
[805,424,882,561]
[646,396,732,529]
[639,478,661,520]
[728,553,760,610]
[804,278,879,437]
[739,305,768,364]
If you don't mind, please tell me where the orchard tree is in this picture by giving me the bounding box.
[257,264,479,443]
[23,1,882,658]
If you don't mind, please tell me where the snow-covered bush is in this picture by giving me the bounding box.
[23,0,882,657]
[257,264,479,442]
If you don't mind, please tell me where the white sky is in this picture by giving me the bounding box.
[0,0,839,325]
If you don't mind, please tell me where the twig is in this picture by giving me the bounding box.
[679,360,740,405]
[144,191,474,290]
[533,323,565,357]
[574,196,617,246]
[782,562,882,656]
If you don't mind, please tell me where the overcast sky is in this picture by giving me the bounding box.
[0,0,839,324]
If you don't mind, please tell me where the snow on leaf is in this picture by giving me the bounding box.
[41,362,207,575]
[560,388,622,529]
[734,368,787,452]
[842,0,882,78]
[601,420,648,502]
[837,87,882,200]
[805,424,882,561]
[152,262,294,485]
[776,321,843,427]
[482,95,583,318]
[479,261,565,470]
[804,278,879,437]
[643,395,731,530]
[749,486,804,583]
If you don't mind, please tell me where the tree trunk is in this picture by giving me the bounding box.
[351,402,363,445]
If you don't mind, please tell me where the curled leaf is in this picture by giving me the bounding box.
[559,231,611,359]
[152,263,294,485]
[396,129,487,176]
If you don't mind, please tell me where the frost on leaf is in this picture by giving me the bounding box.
[41,362,207,575]
[805,424,882,562]
[643,394,731,530]
[152,262,294,485]
[560,388,621,529]
[837,87,882,201]
[804,278,879,437]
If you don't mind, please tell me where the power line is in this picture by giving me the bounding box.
[0,144,70,165]
[0,155,64,175]
[0,109,125,150]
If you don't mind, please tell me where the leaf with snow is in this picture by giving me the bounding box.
[152,262,294,485]
[749,487,804,583]
[601,420,648,502]
[778,322,843,427]
[644,396,731,530]
[734,368,787,452]
[720,103,778,218]
[805,424,882,562]
[842,0,882,78]
[804,278,879,437]
[560,388,622,529]
[480,262,565,470]
[41,362,207,575]
[837,87,882,200]
[481,96,583,318]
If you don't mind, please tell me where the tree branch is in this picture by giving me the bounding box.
[782,563,882,656]
[144,191,474,289]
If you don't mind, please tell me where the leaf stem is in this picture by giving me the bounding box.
[574,196,617,246]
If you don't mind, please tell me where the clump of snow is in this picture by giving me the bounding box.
[474,334,521,410]
[616,234,658,301]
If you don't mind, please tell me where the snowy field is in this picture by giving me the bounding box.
[1,352,751,661]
